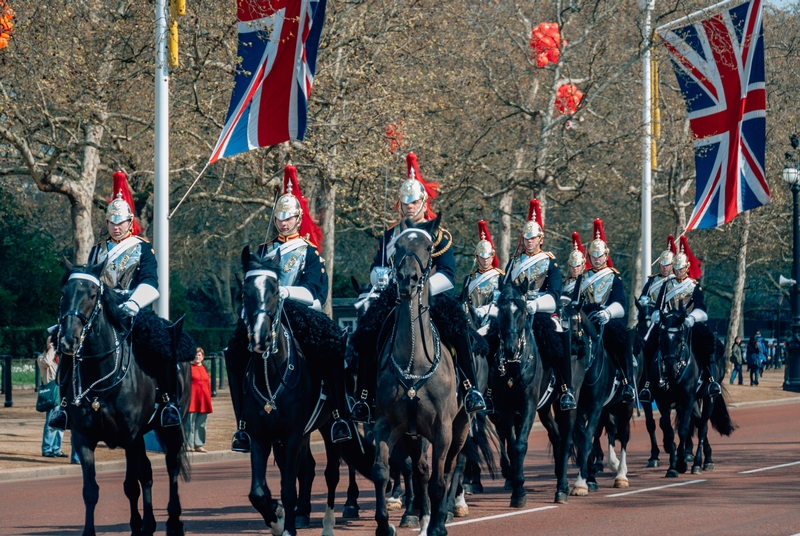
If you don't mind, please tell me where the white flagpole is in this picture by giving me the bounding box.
[657,0,742,33]
[641,0,654,282]
[154,0,170,319]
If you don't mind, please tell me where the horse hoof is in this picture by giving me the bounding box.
[447,511,454,523]
[703,463,715,471]
[462,482,473,494]
[570,486,589,497]
[587,482,599,492]
[554,492,568,504]
[399,514,419,528]
[342,505,360,519]
[676,461,688,474]
[592,463,604,474]
[387,524,397,536]
[510,494,527,508]
[454,505,469,518]
[295,515,310,529]
[471,483,484,493]
[647,459,660,468]
[504,479,513,491]
[386,498,402,511]
[665,469,679,478]
[691,466,703,475]
[614,478,629,489]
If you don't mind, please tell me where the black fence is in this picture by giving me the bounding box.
[0,354,227,408]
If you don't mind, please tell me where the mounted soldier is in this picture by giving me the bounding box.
[651,235,720,398]
[229,165,351,452]
[580,218,635,403]
[49,171,181,430]
[350,152,486,423]
[637,235,676,402]
[562,231,586,302]
[504,200,575,411]
[461,220,503,336]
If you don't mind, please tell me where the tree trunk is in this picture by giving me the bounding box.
[725,212,750,361]
[498,190,514,268]
[321,178,336,318]
[72,122,106,263]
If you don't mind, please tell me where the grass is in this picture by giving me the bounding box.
[0,359,38,387]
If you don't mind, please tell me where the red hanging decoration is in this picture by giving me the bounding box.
[283,165,324,251]
[385,119,405,154]
[555,84,584,115]
[529,23,563,68]
[679,235,703,280]
[0,1,14,51]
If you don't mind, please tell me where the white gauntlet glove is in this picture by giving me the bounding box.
[594,309,612,325]
[526,300,538,315]
[119,301,140,317]
[684,315,695,329]
[120,284,160,317]
[279,287,290,300]
[650,310,661,326]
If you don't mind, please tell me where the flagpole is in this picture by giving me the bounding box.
[641,0,654,282]
[657,0,742,32]
[154,0,170,320]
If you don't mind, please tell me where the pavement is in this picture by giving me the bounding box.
[1,367,797,483]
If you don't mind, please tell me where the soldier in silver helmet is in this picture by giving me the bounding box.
[461,221,503,336]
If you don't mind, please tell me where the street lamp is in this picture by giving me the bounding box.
[782,136,800,391]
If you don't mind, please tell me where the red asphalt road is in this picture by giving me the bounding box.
[1,402,799,536]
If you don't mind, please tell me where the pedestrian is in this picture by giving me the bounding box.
[729,336,744,385]
[757,333,768,377]
[184,347,212,453]
[37,334,68,458]
[746,335,761,386]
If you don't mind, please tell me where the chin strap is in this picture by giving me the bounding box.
[606,301,624,319]
[428,273,454,296]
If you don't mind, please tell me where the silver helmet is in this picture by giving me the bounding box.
[106,193,134,224]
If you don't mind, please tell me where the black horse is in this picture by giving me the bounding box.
[570,303,619,496]
[58,261,193,536]
[230,246,371,535]
[648,306,735,477]
[488,279,569,505]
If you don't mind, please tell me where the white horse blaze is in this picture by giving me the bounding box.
[509,303,519,314]
[252,276,268,347]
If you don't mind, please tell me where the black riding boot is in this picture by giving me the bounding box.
[49,400,68,430]
[327,363,353,443]
[225,340,251,452]
[557,331,576,411]
[619,345,635,404]
[453,336,486,414]
[638,353,652,402]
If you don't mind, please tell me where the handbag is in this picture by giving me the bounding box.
[36,380,60,413]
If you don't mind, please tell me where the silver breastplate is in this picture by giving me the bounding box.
[646,275,673,304]
[265,241,308,287]
[665,278,696,312]
[512,254,550,297]
[467,270,500,307]
[95,240,142,291]
[562,277,578,297]
[583,270,615,305]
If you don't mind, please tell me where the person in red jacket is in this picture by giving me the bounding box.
[185,348,213,452]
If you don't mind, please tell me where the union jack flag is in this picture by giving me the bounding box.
[660,0,769,230]
[210,0,327,163]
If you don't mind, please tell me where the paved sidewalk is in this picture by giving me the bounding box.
[1,368,797,482]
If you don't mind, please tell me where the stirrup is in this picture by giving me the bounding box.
[484,388,495,414]
[559,388,577,411]
[707,380,721,398]
[638,388,652,402]
[465,388,486,414]
[620,383,635,403]
[48,406,68,431]
[331,416,353,444]
[232,425,251,453]
[160,402,182,427]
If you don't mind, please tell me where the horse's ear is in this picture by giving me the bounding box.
[241,245,251,271]
[399,217,411,231]
[634,299,642,312]
[63,256,74,273]
[429,213,442,236]
[90,261,104,279]
[351,276,361,294]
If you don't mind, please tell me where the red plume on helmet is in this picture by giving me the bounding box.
[527,199,544,229]
[572,231,585,256]
[666,234,677,255]
[110,171,141,236]
[406,152,439,220]
[283,165,324,251]
[592,218,613,268]
[477,220,499,268]
[679,235,702,279]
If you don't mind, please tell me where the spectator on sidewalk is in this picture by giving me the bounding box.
[184,348,213,453]
[38,335,67,458]
[747,334,762,386]
[729,336,744,385]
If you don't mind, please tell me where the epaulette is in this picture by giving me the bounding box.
[301,234,320,251]
[611,267,620,274]
[647,274,657,279]
[432,228,452,258]
[544,251,555,260]
[137,236,150,243]
[495,268,506,276]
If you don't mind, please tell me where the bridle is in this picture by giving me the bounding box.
[658,317,691,385]
[497,293,534,383]
[243,269,284,356]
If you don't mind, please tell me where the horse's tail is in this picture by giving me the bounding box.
[464,413,499,479]
[179,444,192,482]
[710,394,736,437]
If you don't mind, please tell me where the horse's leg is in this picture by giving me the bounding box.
[342,466,360,519]
[399,437,423,529]
[674,402,693,475]
[123,442,144,535]
[249,440,280,532]
[613,403,633,489]
[643,403,661,467]
[571,405,591,497]
[703,435,714,471]
[692,400,713,475]
[295,449,316,529]
[658,404,678,478]
[575,400,604,494]
[591,424,605,474]
[322,437,341,536]
[444,413,471,521]
[387,444,406,512]
[73,433,99,536]
[552,405,575,504]
[275,435,306,536]
[427,422,454,536]
[491,416,512,490]
[161,427,186,536]
[509,401,536,508]
[372,419,397,536]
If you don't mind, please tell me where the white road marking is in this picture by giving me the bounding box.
[739,460,800,474]
[439,506,558,527]
[606,479,706,497]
